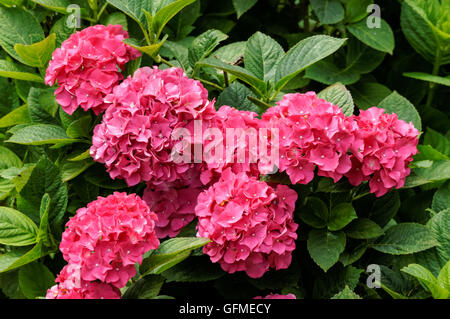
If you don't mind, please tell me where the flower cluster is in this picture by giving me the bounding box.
[47,192,159,299]
[90,66,216,186]
[200,105,262,186]
[45,24,140,115]
[46,264,120,299]
[143,168,205,238]
[262,92,356,185]
[254,293,297,299]
[195,168,298,278]
[345,107,419,196]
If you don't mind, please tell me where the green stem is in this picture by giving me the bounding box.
[425,49,441,109]
[248,96,272,111]
[352,191,371,202]
[194,78,224,91]
[158,56,176,68]
[301,0,310,32]
[96,2,108,22]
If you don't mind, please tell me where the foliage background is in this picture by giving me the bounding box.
[0,0,449,299]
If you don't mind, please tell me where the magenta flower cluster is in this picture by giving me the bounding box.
[45,24,141,115]
[196,168,298,278]
[262,92,419,196]
[47,192,159,299]
[90,66,216,187]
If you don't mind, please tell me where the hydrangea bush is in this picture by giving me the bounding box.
[0,0,449,300]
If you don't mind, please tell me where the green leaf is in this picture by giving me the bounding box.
[66,116,92,139]
[68,149,91,162]
[346,18,395,54]
[19,156,68,232]
[297,196,328,229]
[60,159,94,182]
[0,145,22,169]
[244,32,284,82]
[18,262,55,299]
[349,81,391,110]
[152,0,197,40]
[424,128,450,157]
[162,40,190,71]
[122,275,165,299]
[311,0,345,25]
[401,264,448,299]
[102,11,128,30]
[313,264,362,298]
[216,81,259,114]
[403,72,450,87]
[274,35,346,93]
[437,260,450,292]
[331,285,362,299]
[14,33,55,68]
[307,229,346,272]
[369,190,400,227]
[106,0,152,27]
[197,57,267,96]
[0,105,31,128]
[30,0,71,14]
[27,88,59,124]
[327,203,357,231]
[427,209,450,265]
[0,60,43,82]
[232,0,257,18]
[372,223,439,255]
[405,160,450,188]
[189,29,228,68]
[345,218,384,239]
[318,82,354,116]
[0,241,47,273]
[345,37,386,74]
[84,165,128,190]
[0,206,38,246]
[161,256,224,283]
[378,91,422,131]
[344,0,372,23]
[305,60,360,85]
[401,0,450,65]
[339,243,367,266]
[6,124,82,146]
[140,237,210,276]
[432,181,450,213]
[36,193,51,245]
[123,38,166,58]
[0,7,44,64]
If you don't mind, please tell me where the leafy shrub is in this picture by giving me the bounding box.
[0,0,449,300]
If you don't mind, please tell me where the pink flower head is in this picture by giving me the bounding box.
[262,92,356,184]
[59,192,159,288]
[195,168,298,278]
[45,24,141,115]
[90,66,216,186]
[46,264,121,299]
[254,293,297,299]
[143,168,205,238]
[199,105,262,186]
[345,107,419,196]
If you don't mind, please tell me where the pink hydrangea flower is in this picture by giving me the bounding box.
[200,105,262,186]
[345,107,419,196]
[143,168,205,238]
[262,92,356,184]
[90,66,216,186]
[254,293,296,299]
[45,24,141,115]
[195,168,298,278]
[46,264,121,299]
[59,192,159,288]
